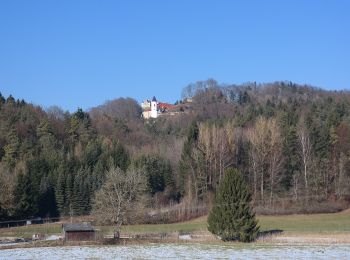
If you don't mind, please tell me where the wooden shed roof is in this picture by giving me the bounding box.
[62,222,94,232]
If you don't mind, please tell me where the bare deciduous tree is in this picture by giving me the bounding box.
[336,152,349,199]
[247,117,283,204]
[297,119,312,193]
[268,119,284,205]
[247,117,270,202]
[91,166,146,238]
[0,164,17,216]
[198,122,235,191]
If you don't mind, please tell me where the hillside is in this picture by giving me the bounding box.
[1,80,350,222]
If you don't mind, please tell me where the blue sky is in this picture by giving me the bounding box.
[0,0,349,112]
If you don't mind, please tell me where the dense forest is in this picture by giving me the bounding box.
[1,80,350,222]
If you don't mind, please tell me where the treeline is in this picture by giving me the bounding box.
[0,95,175,221]
[179,80,350,213]
[1,80,350,221]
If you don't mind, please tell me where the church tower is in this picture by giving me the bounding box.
[151,96,158,118]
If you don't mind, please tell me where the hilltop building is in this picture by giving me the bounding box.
[141,96,158,119]
[141,96,179,119]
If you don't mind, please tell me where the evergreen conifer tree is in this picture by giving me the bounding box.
[0,92,5,106]
[208,168,259,242]
[72,168,85,215]
[14,172,38,218]
[110,141,130,172]
[178,121,199,197]
[55,167,66,215]
[65,172,74,214]
[3,129,20,167]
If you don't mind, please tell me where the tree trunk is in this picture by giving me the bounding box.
[304,164,308,190]
[260,166,264,203]
[270,168,273,206]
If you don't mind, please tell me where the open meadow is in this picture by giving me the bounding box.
[1,209,350,243]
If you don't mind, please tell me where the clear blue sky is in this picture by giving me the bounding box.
[0,0,349,112]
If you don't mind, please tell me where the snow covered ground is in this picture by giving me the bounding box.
[1,244,350,259]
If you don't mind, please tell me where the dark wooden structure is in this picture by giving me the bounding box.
[62,222,95,242]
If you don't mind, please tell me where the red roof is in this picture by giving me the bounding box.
[158,102,174,110]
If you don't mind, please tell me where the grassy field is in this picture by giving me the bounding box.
[1,209,350,239]
[258,209,350,233]
[120,209,350,234]
[0,224,61,239]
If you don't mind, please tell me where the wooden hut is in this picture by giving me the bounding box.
[62,222,95,242]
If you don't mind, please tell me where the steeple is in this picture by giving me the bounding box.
[151,96,158,118]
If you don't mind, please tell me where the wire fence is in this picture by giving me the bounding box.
[0,217,60,229]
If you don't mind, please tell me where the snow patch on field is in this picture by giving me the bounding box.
[45,235,60,241]
[1,244,350,259]
[179,234,191,240]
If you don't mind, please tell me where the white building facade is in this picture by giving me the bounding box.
[141,96,158,119]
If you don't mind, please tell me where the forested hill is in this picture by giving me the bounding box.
[1,80,350,221]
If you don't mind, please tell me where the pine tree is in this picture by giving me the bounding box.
[37,119,54,146]
[208,168,259,242]
[110,141,130,171]
[3,129,20,167]
[14,172,38,218]
[0,92,5,106]
[6,95,15,105]
[92,159,106,191]
[65,172,74,215]
[163,160,175,189]
[55,167,66,215]
[178,121,199,197]
[72,168,86,215]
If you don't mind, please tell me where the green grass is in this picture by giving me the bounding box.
[121,218,207,234]
[1,210,350,238]
[0,224,61,239]
[258,210,350,233]
[121,210,350,234]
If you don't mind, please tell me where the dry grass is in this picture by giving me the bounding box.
[1,209,350,240]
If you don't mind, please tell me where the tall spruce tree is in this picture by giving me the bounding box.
[55,166,66,215]
[14,172,38,218]
[3,129,20,168]
[178,121,199,197]
[208,168,259,242]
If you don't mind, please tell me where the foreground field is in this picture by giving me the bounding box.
[2,244,350,259]
[1,209,350,240]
